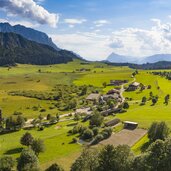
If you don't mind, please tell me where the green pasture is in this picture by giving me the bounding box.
[0,120,81,171]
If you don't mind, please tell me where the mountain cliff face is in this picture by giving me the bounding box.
[0,22,59,51]
[0,32,77,66]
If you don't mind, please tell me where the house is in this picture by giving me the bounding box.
[101,108,121,116]
[103,94,120,101]
[105,118,121,127]
[76,107,92,115]
[107,89,120,95]
[108,80,128,86]
[123,121,138,129]
[126,82,140,91]
[86,93,100,101]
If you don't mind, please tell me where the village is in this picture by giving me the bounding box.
[0,75,149,149]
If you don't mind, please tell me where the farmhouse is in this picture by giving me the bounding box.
[123,121,138,129]
[76,107,92,115]
[126,82,140,91]
[103,94,120,101]
[86,93,100,101]
[101,108,121,116]
[108,80,128,86]
[107,89,120,95]
[105,118,120,127]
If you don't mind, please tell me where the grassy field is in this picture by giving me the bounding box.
[2,60,171,170]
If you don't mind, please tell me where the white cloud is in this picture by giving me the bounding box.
[0,18,39,28]
[109,20,171,57]
[51,19,171,60]
[51,32,112,61]
[0,0,59,27]
[94,20,110,27]
[64,18,87,25]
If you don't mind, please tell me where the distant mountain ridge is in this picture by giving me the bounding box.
[0,32,78,66]
[0,22,59,51]
[106,53,137,63]
[106,53,171,64]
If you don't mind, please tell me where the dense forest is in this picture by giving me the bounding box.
[106,61,171,70]
[0,32,79,66]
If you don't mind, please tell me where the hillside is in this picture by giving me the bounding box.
[0,32,78,66]
[0,22,59,50]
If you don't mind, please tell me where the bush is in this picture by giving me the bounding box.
[0,156,15,171]
[82,129,94,140]
[102,127,112,139]
[90,112,104,127]
[92,127,99,136]
[45,163,64,171]
[91,134,104,145]
[72,137,78,143]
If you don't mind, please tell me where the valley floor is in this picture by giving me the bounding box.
[1,60,171,170]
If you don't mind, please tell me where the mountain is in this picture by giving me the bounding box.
[0,32,79,66]
[142,54,171,63]
[106,53,171,64]
[106,53,137,63]
[0,22,59,51]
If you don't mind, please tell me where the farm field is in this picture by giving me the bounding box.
[1,60,171,170]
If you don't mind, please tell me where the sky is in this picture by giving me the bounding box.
[1,0,171,60]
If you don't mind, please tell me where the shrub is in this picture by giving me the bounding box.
[91,134,104,145]
[82,129,94,140]
[92,127,99,136]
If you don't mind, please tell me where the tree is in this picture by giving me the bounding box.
[20,132,34,146]
[46,114,51,120]
[142,96,147,104]
[80,86,87,96]
[16,115,25,129]
[97,145,133,171]
[82,129,94,140]
[152,96,158,105]
[31,139,45,156]
[148,122,169,142]
[71,148,99,171]
[146,140,166,171]
[102,82,107,88]
[123,102,129,109]
[90,112,104,127]
[0,156,15,171]
[17,148,39,171]
[164,94,170,105]
[45,163,64,171]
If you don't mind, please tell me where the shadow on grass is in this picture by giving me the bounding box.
[4,147,23,155]
[141,141,151,152]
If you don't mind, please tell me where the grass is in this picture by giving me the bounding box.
[131,135,149,154]
[0,121,82,171]
[2,61,171,169]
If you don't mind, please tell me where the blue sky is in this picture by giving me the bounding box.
[1,0,171,60]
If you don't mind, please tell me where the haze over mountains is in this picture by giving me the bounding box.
[106,53,171,64]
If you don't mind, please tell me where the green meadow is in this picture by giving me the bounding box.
[1,60,171,170]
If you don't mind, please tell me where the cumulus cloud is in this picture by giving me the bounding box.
[51,19,171,60]
[0,18,39,28]
[0,0,59,27]
[109,20,171,57]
